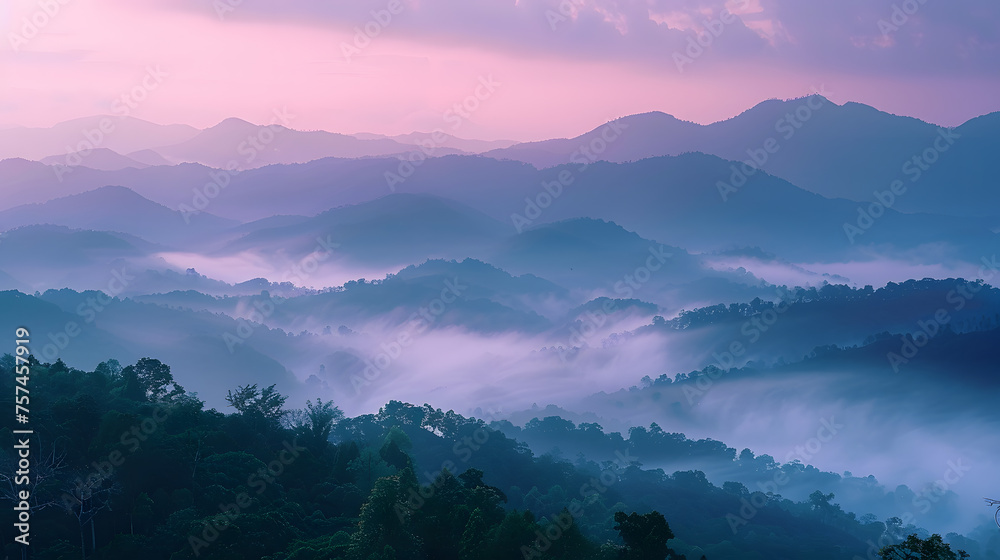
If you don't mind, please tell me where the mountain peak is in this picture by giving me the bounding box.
[603,110,695,129]
[209,117,259,130]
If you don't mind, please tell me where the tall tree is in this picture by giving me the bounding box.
[225,383,287,431]
[303,398,344,448]
[119,358,184,402]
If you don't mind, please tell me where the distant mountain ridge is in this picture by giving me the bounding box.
[2,153,996,266]
[7,99,998,218]
[39,147,150,171]
[146,117,451,168]
[485,97,1000,217]
[0,185,236,248]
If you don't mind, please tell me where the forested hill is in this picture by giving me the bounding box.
[0,355,983,560]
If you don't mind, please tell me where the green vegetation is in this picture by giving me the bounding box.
[0,356,984,559]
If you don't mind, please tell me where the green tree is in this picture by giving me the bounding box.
[460,508,489,560]
[377,427,413,471]
[305,398,343,447]
[880,534,969,559]
[809,490,835,510]
[225,383,287,430]
[350,448,396,493]
[119,358,184,402]
[485,510,538,560]
[547,508,597,560]
[614,511,679,560]
[94,359,123,381]
[128,492,153,535]
[348,476,421,560]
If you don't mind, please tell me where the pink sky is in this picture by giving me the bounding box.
[1,0,997,141]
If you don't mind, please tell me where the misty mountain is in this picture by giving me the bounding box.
[218,197,774,312]
[491,218,703,288]
[125,148,173,166]
[491,397,974,539]
[0,157,188,210]
[0,289,133,364]
[0,225,169,292]
[221,193,509,270]
[0,155,540,219]
[483,110,701,166]
[228,214,312,235]
[251,258,558,335]
[0,115,199,160]
[134,258,567,331]
[628,278,1000,374]
[5,153,997,288]
[485,97,1000,218]
[353,130,519,153]
[148,117,458,168]
[0,185,237,248]
[503,154,999,263]
[0,288,306,408]
[39,147,150,171]
[0,224,160,265]
[113,269,303,299]
[488,217,777,310]
[547,320,1000,535]
[391,257,565,299]
[0,270,29,293]
[11,102,999,222]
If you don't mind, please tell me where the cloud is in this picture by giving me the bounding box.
[4,0,997,137]
[757,0,1000,75]
[150,0,999,77]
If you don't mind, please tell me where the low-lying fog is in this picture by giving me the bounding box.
[3,249,997,539]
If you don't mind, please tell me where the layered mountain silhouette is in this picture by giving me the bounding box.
[4,154,996,266]
[0,185,236,247]
[0,116,199,160]
[485,97,1000,218]
[9,99,999,220]
[3,101,1000,548]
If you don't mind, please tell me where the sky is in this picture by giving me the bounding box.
[0,0,997,141]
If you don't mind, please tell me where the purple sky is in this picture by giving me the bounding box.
[1,0,997,140]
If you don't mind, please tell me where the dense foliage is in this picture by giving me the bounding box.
[0,356,984,559]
